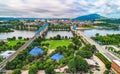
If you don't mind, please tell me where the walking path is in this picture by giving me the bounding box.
[92,55,106,74]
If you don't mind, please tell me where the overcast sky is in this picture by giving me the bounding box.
[0,0,120,18]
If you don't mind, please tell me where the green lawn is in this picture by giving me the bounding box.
[42,40,72,49]
[6,40,26,46]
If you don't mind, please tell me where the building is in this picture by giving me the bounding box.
[0,50,16,58]
[51,53,64,61]
[29,46,44,56]
[111,60,120,74]
[77,24,83,27]
[86,59,96,68]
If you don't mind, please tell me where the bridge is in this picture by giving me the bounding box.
[0,23,48,72]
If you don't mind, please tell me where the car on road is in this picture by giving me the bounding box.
[96,68,100,71]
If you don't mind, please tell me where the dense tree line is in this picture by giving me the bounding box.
[5,36,94,73]
[68,56,89,73]
[27,37,85,74]
[0,56,4,63]
[49,34,72,40]
[12,69,21,74]
[5,37,47,70]
[0,37,27,52]
[0,26,13,32]
[76,44,96,59]
[95,53,111,69]
[94,23,119,29]
[92,34,120,46]
[49,25,70,31]
[100,19,120,24]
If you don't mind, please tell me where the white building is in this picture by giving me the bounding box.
[0,50,16,58]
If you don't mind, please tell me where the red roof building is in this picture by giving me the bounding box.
[111,60,120,74]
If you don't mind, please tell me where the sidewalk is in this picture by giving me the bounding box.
[92,55,106,74]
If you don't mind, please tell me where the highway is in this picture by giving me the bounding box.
[0,24,48,71]
[76,30,120,61]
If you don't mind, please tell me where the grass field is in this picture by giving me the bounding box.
[6,40,26,46]
[42,40,72,49]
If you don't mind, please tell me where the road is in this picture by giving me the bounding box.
[102,45,120,51]
[76,30,120,61]
[0,26,48,71]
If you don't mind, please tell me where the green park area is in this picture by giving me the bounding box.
[6,40,26,46]
[0,40,27,51]
[42,40,72,49]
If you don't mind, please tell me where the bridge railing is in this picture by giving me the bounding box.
[35,23,48,35]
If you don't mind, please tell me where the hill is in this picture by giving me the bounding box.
[73,14,106,21]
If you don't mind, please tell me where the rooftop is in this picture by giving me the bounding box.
[113,60,120,67]
[0,50,15,58]
[51,53,64,61]
[29,46,44,56]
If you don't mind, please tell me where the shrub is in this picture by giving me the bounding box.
[95,53,111,69]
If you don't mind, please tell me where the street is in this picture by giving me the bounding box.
[76,30,120,62]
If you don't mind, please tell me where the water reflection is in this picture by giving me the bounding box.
[0,30,35,40]
[45,31,73,39]
[83,29,120,37]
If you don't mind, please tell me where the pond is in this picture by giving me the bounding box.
[83,29,120,37]
[45,31,73,39]
[0,30,35,40]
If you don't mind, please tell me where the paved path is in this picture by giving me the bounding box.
[93,55,106,74]
[76,30,120,61]
[102,45,120,51]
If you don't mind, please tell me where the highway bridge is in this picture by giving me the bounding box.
[0,23,48,72]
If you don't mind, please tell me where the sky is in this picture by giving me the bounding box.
[0,0,120,18]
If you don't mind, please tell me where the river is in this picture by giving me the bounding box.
[83,29,120,37]
[0,30,35,40]
[45,31,73,39]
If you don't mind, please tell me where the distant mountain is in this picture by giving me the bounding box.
[73,14,106,21]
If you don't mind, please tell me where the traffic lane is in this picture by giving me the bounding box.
[103,52,117,61]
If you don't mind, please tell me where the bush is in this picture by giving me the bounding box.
[12,69,21,74]
[95,53,111,69]
[104,70,110,74]
[76,50,93,58]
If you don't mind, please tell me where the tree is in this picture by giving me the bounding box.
[45,65,55,74]
[29,65,38,74]
[76,50,93,58]
[74,56,88,72]
[68,56,89,73]
[72,37,81,47]
[104,70,110,74]
[18,36,22,40]
[65,36,68,39]
[96,33,99,37]
[68,43,75,49]
[12,36,16,40]
[56,34,61,40]
[68,59,76,73]
[12,69,21,74]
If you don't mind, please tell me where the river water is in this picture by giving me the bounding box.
[0,30,35,40]
[45,31,73,39]
[83,29,120,37]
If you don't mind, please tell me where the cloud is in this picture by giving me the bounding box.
[0,0,120,18]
